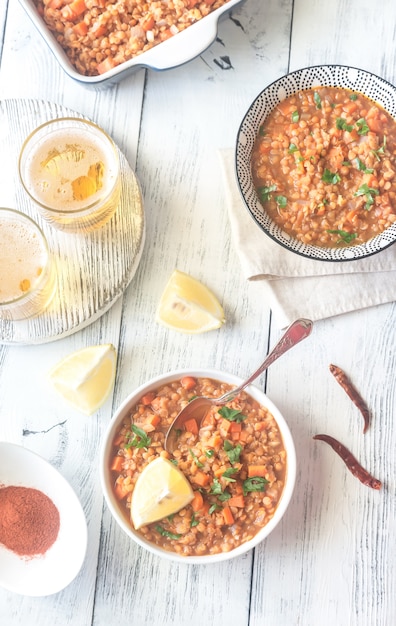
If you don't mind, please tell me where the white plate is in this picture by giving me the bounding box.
[0,99,145,345]
[0,442,88,596]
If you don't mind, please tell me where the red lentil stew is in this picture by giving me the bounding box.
[34,0,232,76]
[251,86,396,247]
[109,376,287,557]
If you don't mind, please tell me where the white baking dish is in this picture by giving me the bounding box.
[19,0,245,88]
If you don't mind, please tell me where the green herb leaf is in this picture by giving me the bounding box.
[356,118,369,135]
[205,449,215,459]
[189,449,204,468]
[288,143,298,153]
[274,195,287,209]
[155,525,182,540]
[314,91,322,109]
[355,157,374,174]
[224,440,242,464]
[259,124,266,136]
[336,117,354,132]
[349,93,358,101]
[354,183,379,209]
[322,168,341,185]
[125,424,151,449]
[291,110,299,123]
[221,468,238,483]
[372,136,387,161]
[209,478,223,495]
[218,406,247,423]
[243,477,269,496]
[209,503,221,514]
[258,184,277,203]
[190,513,199,528]
[326,229,358,244]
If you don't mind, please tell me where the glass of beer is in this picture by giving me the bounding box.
[0,208,56,321]
[18,118,121,233]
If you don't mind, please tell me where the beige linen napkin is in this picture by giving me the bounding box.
[219,149,396,327]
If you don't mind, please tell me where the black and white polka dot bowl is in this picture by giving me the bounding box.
[235,65,396,261]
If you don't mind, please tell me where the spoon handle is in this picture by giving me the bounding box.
[214,318,313,405]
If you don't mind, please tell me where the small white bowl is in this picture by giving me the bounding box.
[100,369,296,564]
[236,64,396,261]
[19,0,244,88]
[0,442,87,596]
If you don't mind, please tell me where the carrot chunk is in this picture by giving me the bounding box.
[247,465,267,478]
[193,471,210,488]
[184,418,199,435]
[110,455,124,472]
[222,506,235,525]
[180,376,197,390]
[227,495,245,508]
[191,491,204,512]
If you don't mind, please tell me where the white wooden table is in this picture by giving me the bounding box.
[0,1,395,624]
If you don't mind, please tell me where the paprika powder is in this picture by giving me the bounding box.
[0,485,60,557]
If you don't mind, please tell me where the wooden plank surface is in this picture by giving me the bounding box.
[0,0,395,624]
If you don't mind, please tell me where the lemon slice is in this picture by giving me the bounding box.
[131,457,194,529]
[156,269,225,333]
[48,344,117,416]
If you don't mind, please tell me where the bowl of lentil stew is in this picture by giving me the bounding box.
[100,369,296,563]
[236,65,396,261]
[20,0,244,87]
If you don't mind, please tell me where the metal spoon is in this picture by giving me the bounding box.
[164,317,313,453]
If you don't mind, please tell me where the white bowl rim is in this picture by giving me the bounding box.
[100,368,296,564]
[235,63,396,262]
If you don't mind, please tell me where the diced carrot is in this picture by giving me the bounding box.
[191,491,204,512]
[220,418,232,433]
[184,418,199,435]
[346,208,359,223]
[214,466,228,478]
[110,455,124,473]
[143,413,160,431]
[68,0,86,17]
[227,495,245,508]
[193,471,210,488]
[343,100,358,115]
[201,412,215,427]
[231,431,241,441]
[91,23,107,37]
[141,13,155,31]
[141,392,156,406]
[229,422,242,433]
[222,506,235,525]
[254,421,267,432]
[114,482,130,500]
[96,56,117,75]
[180,376,197,391]
[238,430,249,443]
[160,29,173,42]
[73,21,88,36]
[207,433,222,449]
[366,117,383,133]
[247,465,267,478]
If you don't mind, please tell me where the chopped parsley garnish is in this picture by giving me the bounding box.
[209,478,231,501]
[189,449,204,468]
[372,136,387,161]
[190,513,199,528]
[258,184,277,203]
[356,117,369,135]
[155,525,182,540]
[291,110,299,123]
[275,195,287,209]
[218,406,247,423]
[221,468,238,483]
[125,424,151,449]
[243,477,269,496]
[336,117,354,132]
[209,503,221,514]
[258,124,266,136]
[288,143,298,153]
[355,157,373,174]
[349,93,358,101]
[322,168,341,184]
[205,449,215,458]
[224,440,242,464]
[326,229,358,244]
[354,183,379,209]
[314,91,322,109]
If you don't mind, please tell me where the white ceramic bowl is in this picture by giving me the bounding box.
[100,368,296,564]
[0,442,87,596]
[236,64,396,261]
[19,0,244,88]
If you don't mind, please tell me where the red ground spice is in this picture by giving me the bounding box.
[0,485,60,557]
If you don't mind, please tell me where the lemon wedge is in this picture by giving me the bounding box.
[131,457,194,529]
[156,269,225,333]
[48,343,117,416]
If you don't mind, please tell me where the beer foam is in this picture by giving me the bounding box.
[0,218,46,303]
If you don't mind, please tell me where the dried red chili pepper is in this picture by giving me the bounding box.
[329,364,370,433]
[313,434,381,490]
